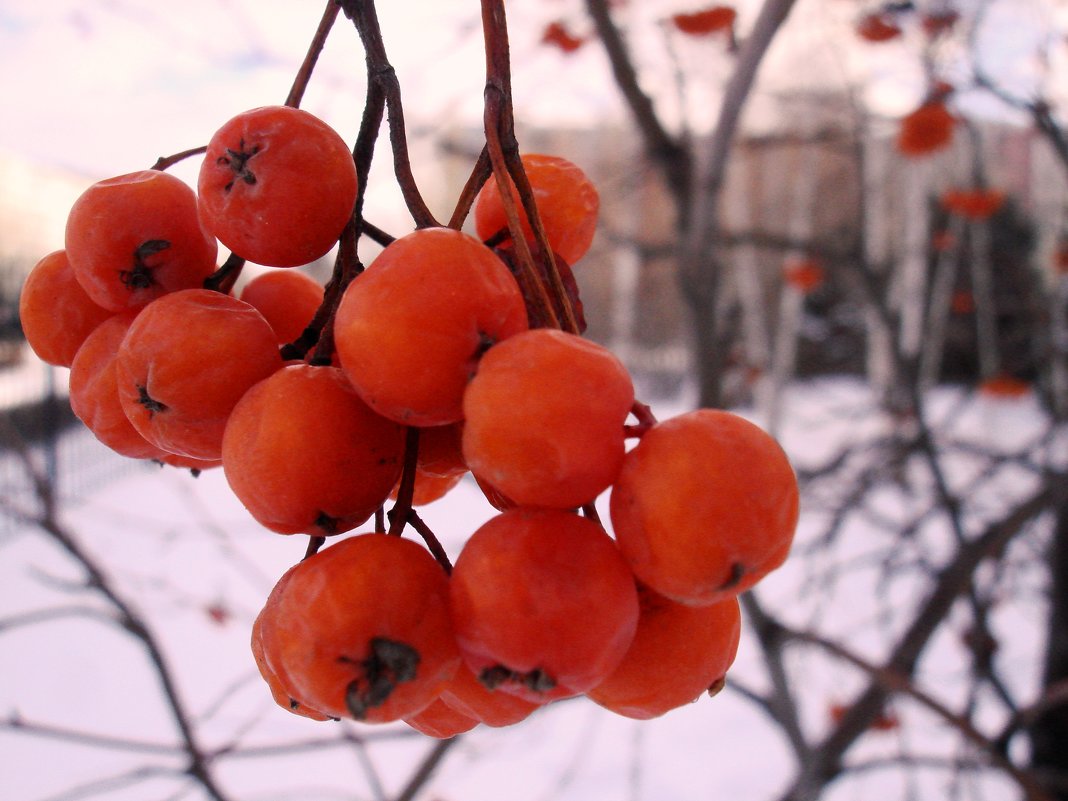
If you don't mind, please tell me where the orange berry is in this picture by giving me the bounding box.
[65,170,218,311]
[68,311,169,461]
[391,469,465,507]
[541,21,586,53]
[896,101,955,157]
[334,227,528,426]
[198,106,358,267]
[473,154,600,267]
[223,364,405,536]
[978,373,1031,399]
[252,575,332,721]
[855,12,902,42]
[450,509,639,703]
[462,328,633,509]
[940,188,1004,220]
[782,257,824,293]
[239,270,324,344]
[439,661,541,728]
[610,409,799,605]
[267,534,460,723]
[671,5,737,35]
[587,589,741,719]
[19,250,113,367]
[415,422,468,478]
[404,697,480,739]
[115,289,282,460]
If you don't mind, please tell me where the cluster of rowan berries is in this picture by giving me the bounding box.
[20,103,799,736]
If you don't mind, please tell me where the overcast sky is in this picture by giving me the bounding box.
[0,1,1059,182]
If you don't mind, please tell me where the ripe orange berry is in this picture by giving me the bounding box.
[782,257,825,294]
[65,170,218,311]
[940,188,1005,220]
[473,154,600,266]
[587,588,741,719]
[610,409,799,605]
[19,250,113,367]
[896,101,955,157]
[156,452,223,473]
[978,373,1031,399]
[415,422,468,479]
[462,328,634,509]
[252,575,332,721]
[223,364,405,536]
[438,661,540,728]
[239,269,324,344]
[404,697,480,739]
[855,12,902,42]
[541,21,586,53]
[391,469,465,507]
[115,289,282,460]
[334,227,528,426]
[68,311,169,461]
[671,5,737,36]
[450,509,639,703]
[198,105,358,267]
[267,533,460,723]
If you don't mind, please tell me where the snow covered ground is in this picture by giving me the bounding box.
[0,377,1056,801]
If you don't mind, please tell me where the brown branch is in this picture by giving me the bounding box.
[584,0,688,194]
[791,628,1055,801]
[339,0,439,228]
[392,737,461,801]
[2,428,233,801]
[778,482,1057,800]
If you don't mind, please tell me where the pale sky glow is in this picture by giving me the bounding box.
[0,0,1062,234]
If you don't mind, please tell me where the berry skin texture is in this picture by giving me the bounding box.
[462,328,634,509]
[587,589,741,720]
[473,153,599,266]
[65,170,218,311]
[266,533,461,723]
[19,250,113,367]
[438,661,540,728]
[68,311,169,461]
[610,409,799,605]
[334,227,529,426]
[449,508,639,704]
[404,697,480,739]
[198,105,358,268]
[239,269,324,344]
[252,574,332,722]
[222,364,405,536]
[116,289,282,461]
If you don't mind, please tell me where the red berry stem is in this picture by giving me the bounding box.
[285,0,342,109]
[404,510,453,575]
[624,399,658,439]
[309,218,362,365]
[480,0,580,335]
[304,535,326,560]
[388,426,422,537]
[448,145,492,230]
[360,219,396,247]
[338,0,439,229]
[202,252,245,295]
[150,145,208,172]
[481,2,561,331]
[504,158,581,334]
